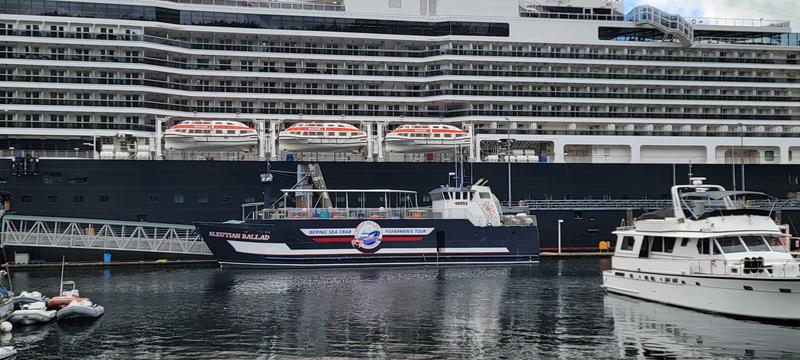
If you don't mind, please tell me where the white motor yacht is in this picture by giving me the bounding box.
[603,177,800,322]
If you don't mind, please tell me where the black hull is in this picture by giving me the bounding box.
[194,219,540,268]
[3,159,800,253]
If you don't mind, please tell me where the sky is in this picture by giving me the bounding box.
[624,0,800,28]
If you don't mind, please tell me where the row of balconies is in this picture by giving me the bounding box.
[1,27,795,64]
[0,101,795,120]
[1,74,794,97]
[1,53,794,84]
[2,81,797,103]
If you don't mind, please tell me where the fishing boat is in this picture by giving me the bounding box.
[603,177,800,322]
[384,124,472,153]
[278,123,367,152]
[164,120,258,151]
[195,167,539,268]
[9,302,56,325]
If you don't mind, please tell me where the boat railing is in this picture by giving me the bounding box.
[258,208,442,221]
[685,258,800,278]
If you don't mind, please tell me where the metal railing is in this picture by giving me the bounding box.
[0,215,211,256]
[244,206,441,221]
[161,0,345,11]
[627,5,694,46]
[685,17,790,28]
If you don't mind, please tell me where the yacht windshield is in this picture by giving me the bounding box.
[679,190,774,220]
[765,236,790,253]
[716,237,747,253]
[741,236,771,252]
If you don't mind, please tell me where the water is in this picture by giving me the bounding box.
[5,259,800,359]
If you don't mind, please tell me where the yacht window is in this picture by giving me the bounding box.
[620,236,636,251]
[680,238,689,247]
[716,237,747,253]
[479,193,491,199]
[696,239,711,255]
[765,236,789,253]
[650,237,664,252]
[664,238,676,253]
[741,236,771,252]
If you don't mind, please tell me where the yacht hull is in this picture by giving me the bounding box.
[603,270,800,322]
[195,219,539,268]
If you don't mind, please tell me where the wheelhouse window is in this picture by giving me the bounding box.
[620,236,636,251]
[741,236,771,252]
[716,237,747,253]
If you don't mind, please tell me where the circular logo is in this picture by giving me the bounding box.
[352,221,383,253]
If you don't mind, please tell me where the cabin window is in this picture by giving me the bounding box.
[197,196,209,204]
[741,236,771,252]
[650,236,664,252]
[99,195,110,203]
[620,236,635,251]
[765,236,789,253]
[716,237,747,253]
[173,194,185,204]
[664,238,676,253]
[42,171,64,185]
[47,195,58,203]
[73,195,84,203]
[680,238,689,247]
[221,194,232,203]
[697,238,711,255]
[148,194,160,204]
[21,195,32,203]
[479,193,491,199]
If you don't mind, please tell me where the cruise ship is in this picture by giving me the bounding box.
[1,0,800,253]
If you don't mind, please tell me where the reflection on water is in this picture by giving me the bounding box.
[3,260,799,359]
[606,294,800,359]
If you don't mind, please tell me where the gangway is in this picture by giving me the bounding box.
[627,5,694,47]
[0,215,211,256]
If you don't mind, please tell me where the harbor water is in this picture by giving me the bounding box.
[6,259,800,359]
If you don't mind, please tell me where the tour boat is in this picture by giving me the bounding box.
[195,170,539,268]
[384,124,472,153]
[164,120,258,151]
[278,123,367,152]
[603,177,800,322]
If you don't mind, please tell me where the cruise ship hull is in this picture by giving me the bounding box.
[3,159,799,253]
[603,270,800,322]
[194,219,539,268]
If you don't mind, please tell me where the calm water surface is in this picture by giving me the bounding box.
[5,259,800,359]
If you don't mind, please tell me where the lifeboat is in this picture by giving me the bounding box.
[385,124,472,153]
[164,120,258,152]
[278,122,367,152]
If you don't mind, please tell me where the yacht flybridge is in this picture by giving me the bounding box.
[603,177,800,322]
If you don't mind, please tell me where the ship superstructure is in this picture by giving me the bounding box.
[1,0,799,164]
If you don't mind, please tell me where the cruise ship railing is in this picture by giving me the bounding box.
[627,6,694,46]
[0,215,211,256]
[161,0,345,12]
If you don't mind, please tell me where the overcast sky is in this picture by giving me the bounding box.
[625,0,800,28]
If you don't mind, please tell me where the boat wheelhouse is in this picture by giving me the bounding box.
[164,120,258,151]
[603,177,800,322]
[195,177,539,268]
[277,123,368,152]
[385,124,472,153]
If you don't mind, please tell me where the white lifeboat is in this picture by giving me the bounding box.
[385,124,472,153]
[165,120,258,152]
[278,122,367,152]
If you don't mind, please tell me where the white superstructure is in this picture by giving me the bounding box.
[1,0,799,163]
[603,177,800,321]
